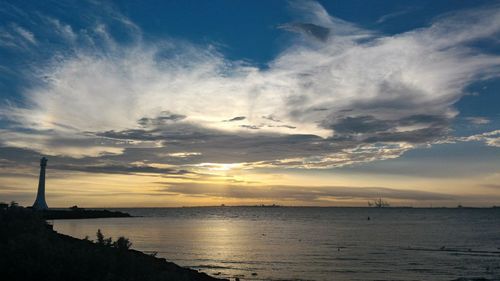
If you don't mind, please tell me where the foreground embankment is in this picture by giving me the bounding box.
[0,206,226,281]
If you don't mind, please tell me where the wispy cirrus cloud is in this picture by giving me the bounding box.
[11,24,36,45]
[465,117,491,125]
[376,7,419,24]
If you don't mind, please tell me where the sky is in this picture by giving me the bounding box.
[0,0,499,207]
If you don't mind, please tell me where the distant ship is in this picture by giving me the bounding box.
[258,204,281,208]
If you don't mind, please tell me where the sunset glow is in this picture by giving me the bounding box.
[0,0,499,207]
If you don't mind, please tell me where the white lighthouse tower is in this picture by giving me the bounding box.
[32,157,49,210]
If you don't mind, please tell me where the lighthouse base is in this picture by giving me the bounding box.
[32,199,48,210]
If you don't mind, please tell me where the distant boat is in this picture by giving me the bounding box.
[258,204,281,208]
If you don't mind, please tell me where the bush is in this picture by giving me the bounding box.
[113,236,132,250]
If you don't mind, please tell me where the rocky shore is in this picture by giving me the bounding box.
[0,205,226,281]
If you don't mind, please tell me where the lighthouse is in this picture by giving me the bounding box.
[32,157,49,210]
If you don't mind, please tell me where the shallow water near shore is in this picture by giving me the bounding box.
[52,207,500,281]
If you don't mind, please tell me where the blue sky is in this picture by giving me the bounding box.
[0,0,499,207]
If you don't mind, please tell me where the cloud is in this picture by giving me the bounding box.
[268,124,296,129]
[138,112,187,127]
[465,117,490,125]
[0,1,499,171]
[51,163,191,175]
[286,0,371,40]
[163,183,454,202]
[0,24,36,49]
[240,124,260,130]
[223,116,246,122]
[12,24,36,45]
[97,128,333,164]
[279,23,330,42]
[376,8,418,24]
[482,184,500,189]
[262,115,281,122]
[0,127,129,158]
[458,130,500,147]
[45,17,77,42]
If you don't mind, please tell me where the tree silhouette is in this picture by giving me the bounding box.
[96,229,111,245]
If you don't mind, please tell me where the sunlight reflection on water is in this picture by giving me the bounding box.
[53,207,500,281]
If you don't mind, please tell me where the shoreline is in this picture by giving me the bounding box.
[37,208,132,220]
[80,205,500,209]
[0,206,226,281]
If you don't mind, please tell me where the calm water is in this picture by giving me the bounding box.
[52,207,500,281]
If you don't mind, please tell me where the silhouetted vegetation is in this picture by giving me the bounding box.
[96,228,113,246]
[0,205,224,281]
[114,236,133,250]
[93,229,132,250]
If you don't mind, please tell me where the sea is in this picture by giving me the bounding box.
[52,207,500,281]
